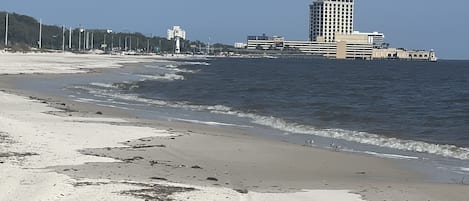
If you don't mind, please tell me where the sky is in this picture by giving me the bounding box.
[1,0,468,59]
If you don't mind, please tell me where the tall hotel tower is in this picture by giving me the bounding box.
[310,0,354,42]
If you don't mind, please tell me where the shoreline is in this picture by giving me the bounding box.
[1,53,468,201]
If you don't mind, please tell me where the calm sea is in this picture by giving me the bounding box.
[27,57,467,179]
[136,59,469,144]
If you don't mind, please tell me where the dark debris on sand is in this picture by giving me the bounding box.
[206,177,218,182]
[0,152,38,158]
[0,132,14,144]
[120,182,196,201]
[234,189,249,194]
[73,181,196,201]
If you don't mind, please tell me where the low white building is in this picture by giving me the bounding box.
[372,48,437,61]
[245,34,436,61]
[247,34,372,60]
[234,43,247,49]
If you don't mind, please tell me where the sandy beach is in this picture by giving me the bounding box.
[0,52,468,201]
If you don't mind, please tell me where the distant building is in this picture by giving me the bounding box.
[243,0,436,61]
[372,48,437,61]
[348,31,386,48]
[234,43,247,49]
[310,0,355,42]
[247,34,372,60]
[167,26,186,40]
[247,34,285,50]
[167,26,186,54]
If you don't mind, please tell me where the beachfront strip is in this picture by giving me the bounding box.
[238,0,437,61]
[245,34,437,61]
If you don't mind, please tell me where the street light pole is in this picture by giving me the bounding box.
[39,19,42,49]
[111,35,114,51]
[85,32,89,50]
[5,13,9,47]
[78,27,82,51]
[69,27,72,49]
[62,26,65,52]
[118,36,121,51]
[124,36,128,51]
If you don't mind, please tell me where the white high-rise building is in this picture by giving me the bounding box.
[310,0,354,42]
[167,26,186,40]
[167,26,186,54]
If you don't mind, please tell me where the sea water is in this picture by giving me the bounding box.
[17,58,469,183]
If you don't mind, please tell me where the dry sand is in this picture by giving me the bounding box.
[0,52,468,201]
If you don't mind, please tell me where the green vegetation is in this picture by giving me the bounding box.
[0,12,232,53]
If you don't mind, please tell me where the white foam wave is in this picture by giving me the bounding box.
[172,118,251,128]
[138,74,184,81]
[165,64,179,68]
[460,167,469,172]
[216,111,469,160]
[72,86,469,160]
[75,98,98,103]
[145,64,197,73]
[184,61,211,66]
[89,82,118,89]
[362,151,419,160]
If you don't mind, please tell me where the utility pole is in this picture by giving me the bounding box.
[159,40,162,53]
[124,36,128,51]
[111,34,114,51]
[147,38,150,53]
[39,19,42,49]
[91,32,94,49]
[78,26,82,51]
[62,26,65,52]
[5,13,9,47]
[69,27,72,49]
[105,29,112,52]
[83,30,86,50]
[118,36,121,51]
[86,32,89,50]
[206,37,211,55]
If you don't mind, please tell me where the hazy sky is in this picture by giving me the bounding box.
[2,0,468,59]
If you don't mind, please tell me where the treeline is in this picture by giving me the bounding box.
[0,12,232,53]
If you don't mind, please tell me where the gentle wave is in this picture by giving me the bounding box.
[73,86,469,160]
[223,111,469,160]
[144,64,197,73]
[165,64,179,68]
[183,61,211,66]
[460,167,469,172]
[89,82,118,89]
[362,151,420,160]
[137,74,185,81]
[171,118,252,128]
